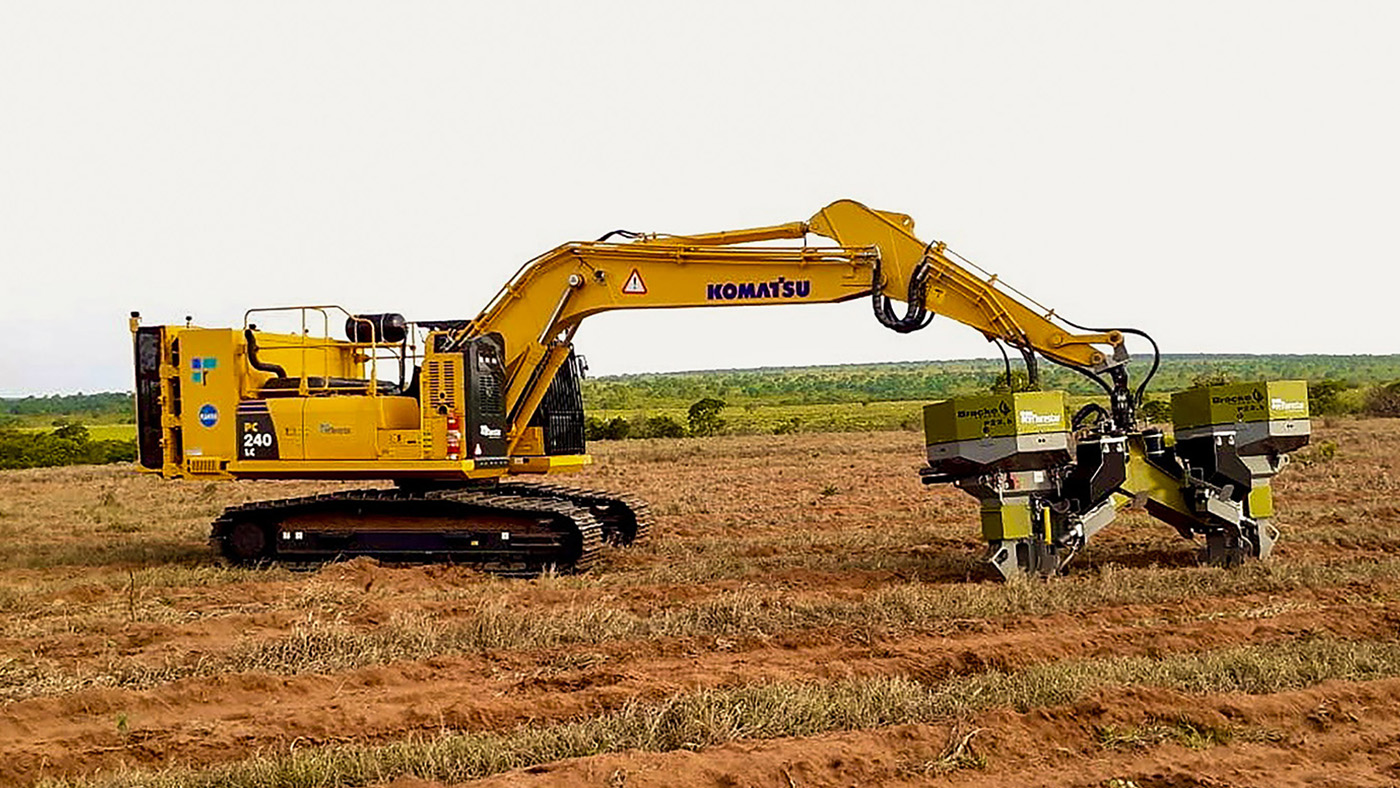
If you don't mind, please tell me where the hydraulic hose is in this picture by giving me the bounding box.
[594,229,643,243]
[1072,402,1110,430]
[993,341,1042,391]
[244,329,287,378]
[871,253,935,334]
[1055,318,1161,406]
[1019,346,1040,389]
[1041,351,1114,397]
[994,340,1012,387]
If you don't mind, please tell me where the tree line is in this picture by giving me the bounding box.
[0,392,133,428]
[585,398,726,441]
[0,423,136,470]
[581,354,1400,410]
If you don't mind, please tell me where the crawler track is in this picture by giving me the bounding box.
[497,479,655,546]
[210,486,607,574]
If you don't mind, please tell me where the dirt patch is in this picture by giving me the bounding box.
[460,679,1400,788]
[2,421,1399,787]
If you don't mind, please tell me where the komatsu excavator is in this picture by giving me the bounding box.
[130,199,1309,578]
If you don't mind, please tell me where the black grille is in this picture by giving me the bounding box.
[477,366,502,415]
[465,334,508,460]
[133,327,164,469]
[530,351,586,455]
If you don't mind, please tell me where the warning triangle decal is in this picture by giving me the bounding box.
[622,268,648,295]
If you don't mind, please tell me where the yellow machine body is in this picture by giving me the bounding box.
[134,199,1125,486]
[128,199,1306,577]
[133,323,588,481]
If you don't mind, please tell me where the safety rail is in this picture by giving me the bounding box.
[241,305,417,399]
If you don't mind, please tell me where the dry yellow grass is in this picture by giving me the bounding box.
[2,420,1399,787]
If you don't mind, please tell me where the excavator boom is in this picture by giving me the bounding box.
[462,200,1123,443]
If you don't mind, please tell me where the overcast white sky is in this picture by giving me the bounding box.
[2,1,1396,396]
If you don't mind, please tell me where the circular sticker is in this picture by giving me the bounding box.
[198,404,219,428]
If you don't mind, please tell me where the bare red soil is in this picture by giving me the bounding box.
[1,420,1397,787]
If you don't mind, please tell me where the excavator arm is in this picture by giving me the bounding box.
[460,199,1126,445]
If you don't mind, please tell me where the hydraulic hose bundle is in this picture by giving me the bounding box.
[870,255,935,333]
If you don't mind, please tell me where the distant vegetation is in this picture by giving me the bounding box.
[581,354,1400,410]
[0,423,135,470]
[3,354,1400,462]
[0,393,141,470]
[0,392,132,429]
[582,354,1400,438]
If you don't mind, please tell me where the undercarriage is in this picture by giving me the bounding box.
[210,480,652,574]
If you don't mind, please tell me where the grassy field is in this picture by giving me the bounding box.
[593,399,925,434]
[1,418,1399,787]
[13,423,138,441]
[595,394,1153,435]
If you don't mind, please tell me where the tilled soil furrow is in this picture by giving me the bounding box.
[456,676,1400,788]
[4,422,1399,788]
[9,563,1397,704]
[5,594,1397,785]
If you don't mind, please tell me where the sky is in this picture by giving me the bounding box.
[2,1,1397,396]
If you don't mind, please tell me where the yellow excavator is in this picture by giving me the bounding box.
[129,199,1309,577]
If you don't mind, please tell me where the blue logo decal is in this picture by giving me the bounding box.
[191,357,219,385]
[198,404,219,428]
